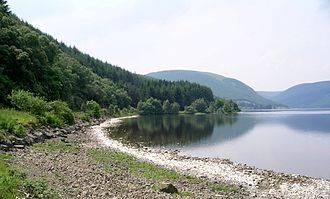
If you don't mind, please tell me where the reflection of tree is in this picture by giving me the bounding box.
[107,114,238,146]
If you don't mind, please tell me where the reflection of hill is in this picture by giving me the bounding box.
[275,114,330,133]
[107,115,239,146]
[188,115,257,147]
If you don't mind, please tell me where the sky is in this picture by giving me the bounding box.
[6,0,330,91]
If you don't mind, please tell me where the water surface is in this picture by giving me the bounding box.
[108,110,330,179]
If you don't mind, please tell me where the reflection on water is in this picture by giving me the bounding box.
[108,110,330,179]
[108,114,239,146]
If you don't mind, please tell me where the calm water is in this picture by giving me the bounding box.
[108,110,330,179]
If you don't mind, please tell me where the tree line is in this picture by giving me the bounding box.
[0,1,239,115]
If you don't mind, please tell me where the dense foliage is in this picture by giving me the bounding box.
[0,1,239,120]
[138,97,240,115]
[8,90,75,127]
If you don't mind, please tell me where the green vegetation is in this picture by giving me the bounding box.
[148,70,280,109]
[137,97,240,115]
[88,149,181,180]
[0,1,239,138]
[0,109,37,139]
[32,141,78,153]
[210,183,239,193]
[85,100,101,118]
[0,3,214,112]
[183,98,240,114]
[87,149,239,195]
[8,90,75,126]
[0,153,57,199]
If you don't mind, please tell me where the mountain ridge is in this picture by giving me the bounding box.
[267,81,330,108]
[147,70,279,108]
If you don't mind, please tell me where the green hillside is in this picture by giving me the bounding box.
[147,70,279,108]
[0,3,215,111]
[271,81,330,108]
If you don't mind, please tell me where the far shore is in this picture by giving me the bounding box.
[90,116,330,198]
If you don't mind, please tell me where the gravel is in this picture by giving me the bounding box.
[90,117,330,199]
[11,116,330,198]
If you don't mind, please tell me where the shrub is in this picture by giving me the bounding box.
[171,102,180,114]
[44,112,63,127]
[108,104,120,116]
[8,90,48,115]
[86,100,101,118]
[48,101,74,124]
[191,98,208,113]
[184,106,197,114]
[163,100,180,114]
[0,115,26,138]
[137,98,163,115]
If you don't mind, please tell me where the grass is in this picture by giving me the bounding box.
[0,109,37,126]
[0,153,58,199]
[87,149,240,195]
[87,149,181,181]
[31,141,79,153]
[209,183,240,193]
[0,109,38,139]
[176,191,194,197]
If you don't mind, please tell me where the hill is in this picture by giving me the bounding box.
[270,81,330,108]
[147,70,279,108]
[258,91,282,99]
[0,3,215,111]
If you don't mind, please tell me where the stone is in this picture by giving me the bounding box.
[13,144,25,149]
[159,183,178,194]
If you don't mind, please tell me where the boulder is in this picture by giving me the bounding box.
[159,183,178,194]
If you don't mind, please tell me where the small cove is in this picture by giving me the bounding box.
[107,110,330,179]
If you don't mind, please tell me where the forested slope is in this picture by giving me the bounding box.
[0,2,214,110]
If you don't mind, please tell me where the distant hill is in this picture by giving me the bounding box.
[258,91,282,99]
[269,81,330,108]
[147,70,279,108]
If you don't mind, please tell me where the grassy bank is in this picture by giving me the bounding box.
[87,148,240,196]
[0,109,37,140]
[0,153,57,199]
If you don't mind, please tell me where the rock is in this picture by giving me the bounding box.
[14,144,25,149]
[12,137,25,145]
[159,183,178,194]
[43,131,55,139]
[0,144,9,150]
[34,131,43,137]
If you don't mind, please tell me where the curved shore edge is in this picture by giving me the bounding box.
[89,117,330,198]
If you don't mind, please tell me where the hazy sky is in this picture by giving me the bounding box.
[7,0,330,91]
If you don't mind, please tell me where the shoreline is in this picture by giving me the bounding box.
[90,117,330,198]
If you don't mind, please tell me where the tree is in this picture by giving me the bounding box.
[137,98,163,115]
[0,0,10,14]
[191,98,208,113]
[86,100,101,118]
[162,100,171,114]
[171,102,180,114]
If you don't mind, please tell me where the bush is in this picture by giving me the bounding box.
[183,106,197,114]
[44,112,63,127]
[162,100,180,114]
[86,100,101,118]
[108,104,120,116]
[137,98,163,115]
[8,90,48,116]
[48,101,74,124]
[171,102,180,114]
[0,115,26,138]
[191,98,208,113]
